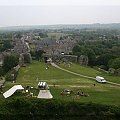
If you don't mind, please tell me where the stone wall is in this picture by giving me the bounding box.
[44,54,77,63]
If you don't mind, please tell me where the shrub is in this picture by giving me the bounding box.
[5,68,18,81]
[0,98,120,120]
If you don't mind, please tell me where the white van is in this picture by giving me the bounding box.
[96,76,106,83]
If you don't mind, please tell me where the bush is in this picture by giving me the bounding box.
[0,98,120,120]
[5,69,18,81]
[2,55,19,73]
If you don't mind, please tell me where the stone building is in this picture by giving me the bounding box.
[36,37,76,56]
[12,36,30,55]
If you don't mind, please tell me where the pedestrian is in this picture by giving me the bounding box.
[53,83,55,87]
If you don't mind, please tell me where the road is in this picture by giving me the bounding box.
[51,63,120,86]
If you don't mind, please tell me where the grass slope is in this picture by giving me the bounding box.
[0,61,120,106]
[59,63,120,84]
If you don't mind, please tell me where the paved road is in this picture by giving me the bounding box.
[51,63,120,86]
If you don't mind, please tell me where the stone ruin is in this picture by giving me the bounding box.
[108,68,115,74]
[19,53,32,66]
[78,55,88,65]
[44,54,78,63]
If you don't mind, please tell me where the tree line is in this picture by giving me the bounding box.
[72,29,120,75]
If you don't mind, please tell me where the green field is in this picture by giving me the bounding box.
[59,63,120,84]
[47,32,66,39]
[0,61,120,106]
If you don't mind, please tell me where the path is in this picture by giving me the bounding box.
[51,63,120,86]
[51,63,95,80]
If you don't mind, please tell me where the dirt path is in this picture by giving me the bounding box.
[51,63,120,86]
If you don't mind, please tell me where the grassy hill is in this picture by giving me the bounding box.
[59,63,120,84]
[0,61,120,106]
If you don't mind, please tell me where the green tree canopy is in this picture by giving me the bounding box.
[0,40,13,52]
[84,48,96,66]
[2,55,19,73]
[35,50,45,61]
[96,54,115,67]
[109,58,120,69]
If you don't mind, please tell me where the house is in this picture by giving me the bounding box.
[46,58,52,64]
[12,38,30,55]
[36,37,76,56]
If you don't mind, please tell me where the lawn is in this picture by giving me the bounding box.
[0,61,120,106]
[59,63,120,84]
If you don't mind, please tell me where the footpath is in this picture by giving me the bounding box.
[51,63,120,86]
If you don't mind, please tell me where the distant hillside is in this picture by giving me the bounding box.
[1,23,120,31]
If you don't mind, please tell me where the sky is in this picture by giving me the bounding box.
[0,0,120,27]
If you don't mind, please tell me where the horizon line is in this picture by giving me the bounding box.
[1,22,120,28]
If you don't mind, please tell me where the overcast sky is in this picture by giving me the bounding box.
[0,0,120,27]
[1,0,120,6]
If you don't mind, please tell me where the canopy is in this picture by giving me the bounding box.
[3,85,24,98]
[37,90,53,99]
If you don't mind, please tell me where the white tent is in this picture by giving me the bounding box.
[3,85,24,98]
[37,90,53,99]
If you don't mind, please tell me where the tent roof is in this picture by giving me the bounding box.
[3,85,24,98]
[37,90,53,99]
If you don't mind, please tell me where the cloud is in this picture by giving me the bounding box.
[0,0,120,6]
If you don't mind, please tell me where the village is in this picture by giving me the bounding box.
[0,27,120,120]
[0,30,92,99]
[1,1,120,118]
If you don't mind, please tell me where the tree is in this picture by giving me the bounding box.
[72,45,84,56]
[39,33,48,38]
[84,48,96,66]
[96,54,115,68]
[35,50,45,61]
[23,53,32,63]
[0,40,13,52]
[15,33,22,39]
[2,55,19,73]
[109,58,120,69]
[72,45,96,66]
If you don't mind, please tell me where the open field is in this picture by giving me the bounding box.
[0,61,120,106]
